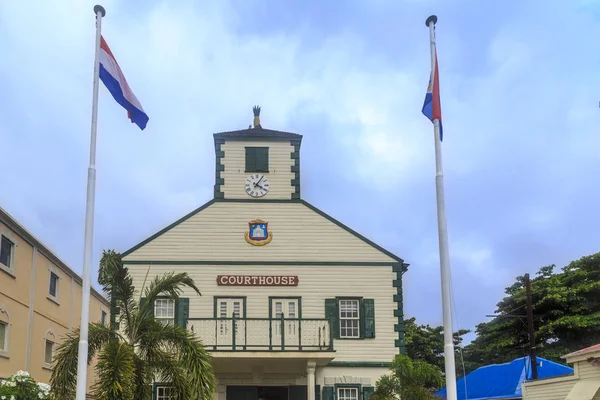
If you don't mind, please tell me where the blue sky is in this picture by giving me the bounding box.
[1,0,600,341]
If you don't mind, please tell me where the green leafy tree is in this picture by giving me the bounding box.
[462,252,600,369]
[372,354,443,400]
[404,317,471,377]
[50,250,215,400]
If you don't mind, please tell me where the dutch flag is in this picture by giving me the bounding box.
[99,36,149,130]
[422,50,442,141]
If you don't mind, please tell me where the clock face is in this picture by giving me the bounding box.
[245,174,270,197]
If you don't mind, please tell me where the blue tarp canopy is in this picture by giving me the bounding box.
[435,356,573,400]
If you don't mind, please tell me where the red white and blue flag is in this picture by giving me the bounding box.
[422,50,442,141]
[99,36,149,130]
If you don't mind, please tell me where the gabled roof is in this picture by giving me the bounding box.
[563,343,600,359]
[213,127,303,141]
[121,199,405,265]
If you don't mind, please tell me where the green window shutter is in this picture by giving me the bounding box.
[140,297,154,317]
[245,147,256,171]
[323,387,335,400]
[256,147,269,172]
[325,299,339,339]
[362,386,374,400]
[362,299,375,338]
[175,298,189,328]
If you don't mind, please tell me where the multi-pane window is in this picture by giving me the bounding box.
[156,386,174,400]
[275,302,283,318]
[339,300,360,338]
[44,339,54,364]
[0,236,14,269]
[338,387,359,400]
[154,299,175,326]
[288,303,296,334]
[49,272,59,298]
[0,321,6,351]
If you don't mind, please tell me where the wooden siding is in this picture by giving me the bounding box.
[128,264,397,363]
[578,360,600,380]
[122,201,397,263]
[221,140,295,200]
[523,359,600,400]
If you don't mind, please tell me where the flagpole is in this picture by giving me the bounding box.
[426,15,458,400]
[74,5,105,400]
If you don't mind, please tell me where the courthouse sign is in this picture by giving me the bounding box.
[217,275,299,286]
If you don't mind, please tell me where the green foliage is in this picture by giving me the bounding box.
[404,317,471,377]
[0,370,54,399]
[372,355,443,400]
[461,251,600,371]
[50,250,215,400]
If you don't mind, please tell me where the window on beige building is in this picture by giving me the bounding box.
[101,310,107,326]
[0,321,6,351]
[49,271,59,298]
[44,339,55,365]
[0,236,14,270]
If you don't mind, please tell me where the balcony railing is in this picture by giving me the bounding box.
[186,317,333,351]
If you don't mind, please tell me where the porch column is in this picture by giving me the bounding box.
[307,361,316,400]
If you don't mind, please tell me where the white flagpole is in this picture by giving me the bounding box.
[75,5,105,400]
[426,15,458,400]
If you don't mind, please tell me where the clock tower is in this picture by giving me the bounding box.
[213,106,302,200]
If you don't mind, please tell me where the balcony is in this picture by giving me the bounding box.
[186,317,333,352]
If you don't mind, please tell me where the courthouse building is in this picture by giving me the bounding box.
[121,110,408,400]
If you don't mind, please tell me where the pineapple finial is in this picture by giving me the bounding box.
[252,105,262,129]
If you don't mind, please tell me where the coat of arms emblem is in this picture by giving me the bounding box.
[244,218,273,246]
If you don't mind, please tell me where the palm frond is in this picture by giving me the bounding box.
[132,352,152,400]
[139,321,215,400]
[50,322,117,399]
[92,341,136,400]
[140,272,201,317]
[98,250,137,336]
[144,348,193,400]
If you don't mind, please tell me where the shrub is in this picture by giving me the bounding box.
[0,370,54,400]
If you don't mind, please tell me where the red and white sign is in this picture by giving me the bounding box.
[217,275,299,286]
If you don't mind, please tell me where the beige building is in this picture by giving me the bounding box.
[120,113,408,400]
[522,344,600,400]
[0,206,109,392]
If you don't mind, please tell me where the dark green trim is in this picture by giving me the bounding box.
[213,128,303,140]
[291,145,301,199]
[334,383,362,400]
[123,260,396,266]
[393,266,406,355]
[215,198,300,203]
[213,296,247,318]
[327,361,391,367]
[299,200,404,263]
[214,140,225,198]
[152,382,172,400]
[121,199,405,265]
[121,199,216,257]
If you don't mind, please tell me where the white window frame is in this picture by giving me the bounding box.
[156,385,174,400]
[43,330,56,369]
[339,299,360,338]
[47,267,60,304]
[0,233,17,277]
[337,387,359,400]
[154,299,175,326]
[0,305,10,358]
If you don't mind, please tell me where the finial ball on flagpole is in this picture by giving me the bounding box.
[425,15,437,27]
[94,5,106,17]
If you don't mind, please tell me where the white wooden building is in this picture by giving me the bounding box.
[120,112,408,400]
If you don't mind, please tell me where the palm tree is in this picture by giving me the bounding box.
[372,354,443,400]
[50,250,215,400]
